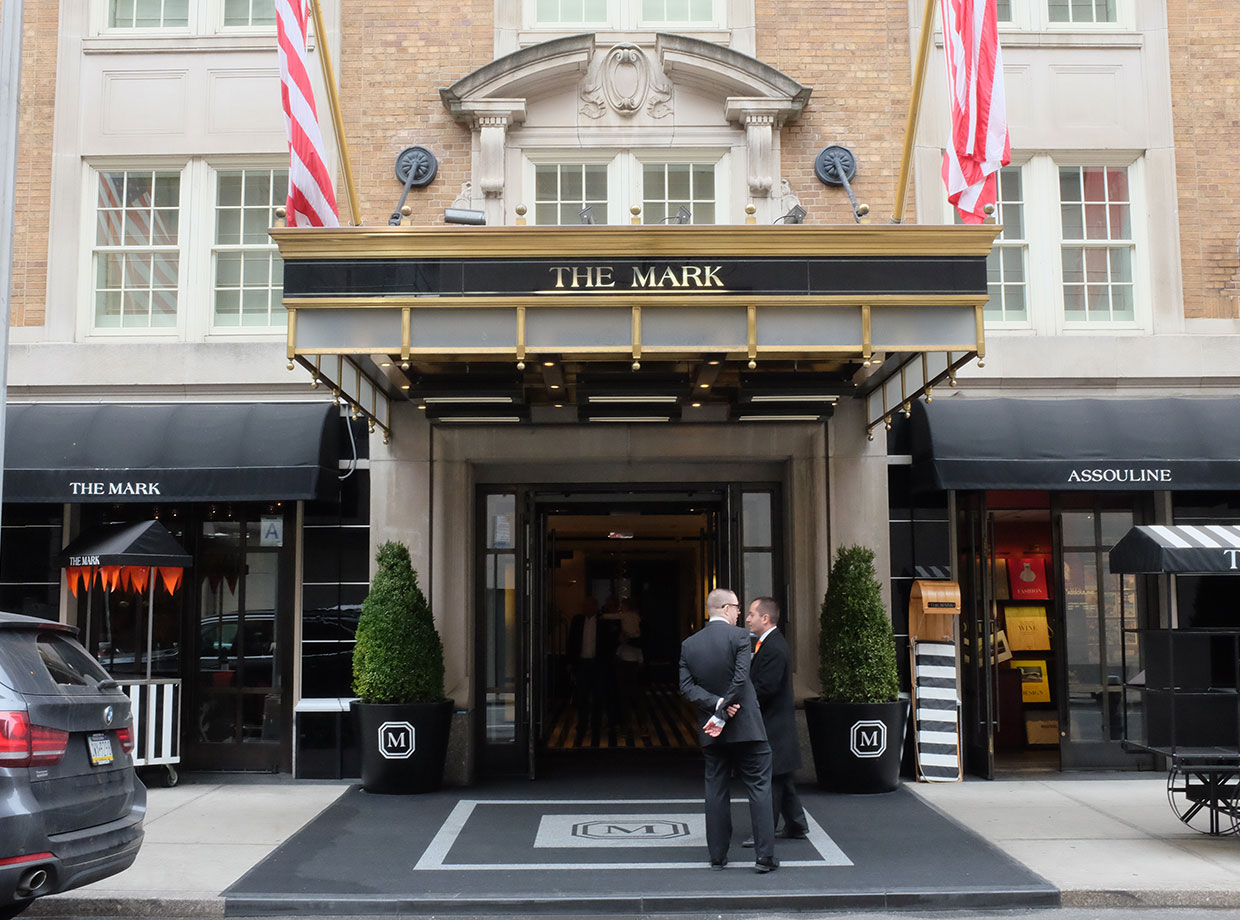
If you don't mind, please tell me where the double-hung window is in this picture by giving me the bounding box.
[998,0,1128,29]
[213,169,289,328]
[526,0,723,30]
[93,170,182,330]
[527,153,726,225]
[946,155,1143,333]
[108,0,189,28]
[964,166,1028,325]
[1058,166,1134,324]
[89,162,288,337]
[101,0,275,33]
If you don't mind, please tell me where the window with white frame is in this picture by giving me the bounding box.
[93,170,181,329]
[526,153,726,225]
[109,0,189,28]
[949,155,1143,333]
[213,169,288,328]
[998,0,1127,29]
[103,0,275,32]
[957,166,1027,323]
[642,163,715,225]
[535,164,609,225]
[1058,165,1134,324]
[90,162,289,336]
[1048,0,1116,24]
[526,0,722,29]
[222,0,275,26]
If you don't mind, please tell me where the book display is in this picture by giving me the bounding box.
[992,525,1058,751]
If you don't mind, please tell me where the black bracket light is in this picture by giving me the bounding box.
[388,146,439,226]
[815,145,869,223]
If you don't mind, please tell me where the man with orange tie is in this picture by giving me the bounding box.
[743,596,807,846]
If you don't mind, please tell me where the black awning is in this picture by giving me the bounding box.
[1109,524,1240,574]
[909,397,1240,492]
[61,520,192,568]
[5,403,341,503]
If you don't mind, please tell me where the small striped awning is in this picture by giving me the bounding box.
[1109,524,1240,575]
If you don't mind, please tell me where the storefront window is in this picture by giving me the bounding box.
[1061,509,1136,743]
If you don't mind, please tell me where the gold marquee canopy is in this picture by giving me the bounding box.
[271,223,999,440]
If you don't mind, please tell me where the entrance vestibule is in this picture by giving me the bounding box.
[477,485,783,776]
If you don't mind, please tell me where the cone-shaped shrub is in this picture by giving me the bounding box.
[818,544,899,704]
[352,541,445,703]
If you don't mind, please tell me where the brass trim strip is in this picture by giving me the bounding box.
[288,342,981,358]
[400,307,411,363]
[632,305,642,364]
[747,305,757,365]
[517,306,527,365]
[975,304,987,364]
[270,224,1002,260]
[861,304,872,364]
[281,293,987,309]
[286,308,298,362]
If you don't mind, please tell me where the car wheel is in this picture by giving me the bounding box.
[0,899,34,920]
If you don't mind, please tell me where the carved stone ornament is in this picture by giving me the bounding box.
[580,43,673,120]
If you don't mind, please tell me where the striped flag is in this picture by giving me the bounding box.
[276,0,339,228]
[940,0,1010,224]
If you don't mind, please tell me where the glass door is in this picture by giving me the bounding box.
[957,493,996,779]
[477,491,528,774]
[1056,498,1147,768]
[188,510,293,771]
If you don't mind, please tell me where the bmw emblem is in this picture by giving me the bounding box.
[104,705,114,726]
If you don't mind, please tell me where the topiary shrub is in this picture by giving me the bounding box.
[352,540,445,704]
[818,544,899,704]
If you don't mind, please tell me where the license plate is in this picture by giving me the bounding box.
[88,732,114,766]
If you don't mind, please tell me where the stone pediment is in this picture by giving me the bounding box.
[439,33,810,128]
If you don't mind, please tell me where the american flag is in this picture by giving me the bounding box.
[940,0,1010,224]
[276,0,339,228]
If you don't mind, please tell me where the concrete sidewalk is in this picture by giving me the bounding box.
[27,772,1240,916]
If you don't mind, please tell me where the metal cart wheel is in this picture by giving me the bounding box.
[1167,768,1240,835]
[163,764,179,787]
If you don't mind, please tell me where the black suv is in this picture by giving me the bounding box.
[0,612,146,919]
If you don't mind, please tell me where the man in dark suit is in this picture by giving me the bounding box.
[743,596,808,845]
[679,588,777,873]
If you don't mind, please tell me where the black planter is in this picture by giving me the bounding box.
[353,699,454,794]
[804,698,906,794]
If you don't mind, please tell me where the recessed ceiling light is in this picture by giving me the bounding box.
[400,384,410,390]
[423,396,514,404]
[587,416,671,423]
[750,394,839,403]
[437,416,522,423]
[543,361,555,367]
[380,361,391,368]
[587,395,677,403]
[691,402,702,408]
[738,414,821,421]
[698,383,710,389]
[550,384,560,389]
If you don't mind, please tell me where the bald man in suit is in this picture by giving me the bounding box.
[679,587,778,873]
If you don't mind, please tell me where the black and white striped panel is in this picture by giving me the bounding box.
[913,640,961,782]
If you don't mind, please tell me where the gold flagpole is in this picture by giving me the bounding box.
[892,0,939,224]
[308,0,361,226]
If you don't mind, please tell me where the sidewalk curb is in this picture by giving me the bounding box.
[26,897,225,918]
[1061,889,1240,909]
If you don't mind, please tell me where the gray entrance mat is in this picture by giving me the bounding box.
[224,768,1057,914]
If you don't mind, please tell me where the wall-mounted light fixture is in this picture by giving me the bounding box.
[774,204,807,224]
[444,208,486,225]
[815,145,868,223]
[388,146,438,225]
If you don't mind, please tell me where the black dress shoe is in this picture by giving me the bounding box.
[710,857,728,870]
[741,836,755,848]
[775,824,808,839]
[753,857,779,874]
